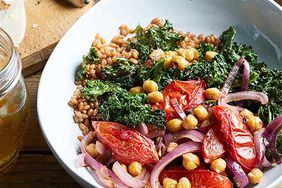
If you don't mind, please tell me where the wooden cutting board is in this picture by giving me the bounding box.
[18,0,95,76]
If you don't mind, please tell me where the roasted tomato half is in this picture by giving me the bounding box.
[93,121,159,165]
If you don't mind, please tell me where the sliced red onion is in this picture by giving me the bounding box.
[263,115,282,164]
[261,156,271,168]
[173,130,205,143]
[150,142,201,188]
[137,123,149,135]
[164,133,173,146]
[222,58,250,94]
[226,156,249,188]
[171,98,186,120]
[95,141,106,155]
[254,128,266,164]
[75,153,87,167]
[90,168,115,188]
[112,161,149,188]
[263,115,282,139]
[219,91,268,105]
[81,133,128,188]
[156,140,167,157]
[269,124,282,164]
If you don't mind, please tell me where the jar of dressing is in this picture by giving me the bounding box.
[0,28,29,171]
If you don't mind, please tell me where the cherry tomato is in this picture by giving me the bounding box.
[159,168,233,188]
[202,125,226,163]
[213,106,258,172]
[92,121,159,165]
[155,80,206,120]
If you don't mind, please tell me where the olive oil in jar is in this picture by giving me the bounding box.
[0,28,29,171]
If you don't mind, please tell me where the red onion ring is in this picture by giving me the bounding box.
[263,115,282,139]
[254,128,266,164]
[269,125,282,164]
[173,130,205,143]
[90,168,115,188]
[150,142,201,188]
[164,133,173,146]
[219,91,269,105]
[81,133,128,188]
[137,123,149,135]
[222,58,250,94]
[263,115,282,164]
[261,156,271,168]
[75,153,87,167]
[112,161,149,188]
[171,98,186,120]
[226,156,249,188]
[156,138,167,157]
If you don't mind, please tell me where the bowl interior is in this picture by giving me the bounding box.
[37,0,282,187]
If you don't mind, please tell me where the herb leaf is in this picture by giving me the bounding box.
[99,90,166,129]
[128,20,184,62]
[76,47,100,81]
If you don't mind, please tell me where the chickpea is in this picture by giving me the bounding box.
[204,51,218,62]
[210,158,226,173]
[182,153,200,171]
[129,86,143,94]
[177,177,191,188]
[191,48,199,60]
[120,164,127,172]
[246,116,263,133]
[165,51,177,63]
[182,114,198,130]
[204,88,221,100]
[173,55,190,70]
[193,105,209,121]
[167,142,178,152]
[248,168,264,184]
[128,161,142,177]
[164,51,177,69]
[240,109,254,119]
[147,91,164,103]
[185,48,195,62]
[85,143,99,158]
[163,178,177,188]
[143,80,158,93]
[166,118,183,133]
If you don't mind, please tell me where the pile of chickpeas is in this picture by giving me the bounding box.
[130,80,164,104]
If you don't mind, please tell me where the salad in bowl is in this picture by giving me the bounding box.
[68,18,282,188]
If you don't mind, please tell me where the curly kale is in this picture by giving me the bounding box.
[101,58,138,88]
[76,47,100,81]
[99,90,166,129]
[80,80,166,129]
[128,20,184,62]
[81,80,121,101]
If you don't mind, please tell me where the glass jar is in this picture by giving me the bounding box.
[0,28,29,171]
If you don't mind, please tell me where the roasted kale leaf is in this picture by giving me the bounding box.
[99,90,166,129]
[101,58,138,88]
[128,20,184,62]
[81,79,166,129]
[76,47,100,81]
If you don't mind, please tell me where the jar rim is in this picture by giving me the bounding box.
[0,27,14,72]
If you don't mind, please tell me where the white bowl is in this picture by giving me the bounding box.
[37,0,282,187]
